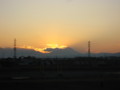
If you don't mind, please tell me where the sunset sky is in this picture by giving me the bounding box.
[0,0,120,53]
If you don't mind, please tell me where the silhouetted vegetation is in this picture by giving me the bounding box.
[0,56,120,71]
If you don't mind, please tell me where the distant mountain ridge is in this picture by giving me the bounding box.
[44,47,80,58]
[0,47,120,58]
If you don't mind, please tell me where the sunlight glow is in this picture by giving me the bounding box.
[19,44,67,53]
[19,46,49,53]
[47,44,67,49]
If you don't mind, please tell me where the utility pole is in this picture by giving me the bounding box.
[14,39,17,59]
[88,41,91,57]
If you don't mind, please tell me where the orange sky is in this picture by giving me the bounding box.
[0,0,120,53]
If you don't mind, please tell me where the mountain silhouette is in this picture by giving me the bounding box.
[0,47,120,58]
[0,47,81,58]
[0,48,43,58]
[44,47,81,58]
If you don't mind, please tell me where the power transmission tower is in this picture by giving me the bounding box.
[14,39,17,59]
[88,41,91,57]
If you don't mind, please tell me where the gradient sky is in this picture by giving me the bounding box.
[0,0,120,53]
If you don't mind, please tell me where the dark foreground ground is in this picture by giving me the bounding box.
[1,70,120,90]
[0,79,120,90]
[1,57,120,90]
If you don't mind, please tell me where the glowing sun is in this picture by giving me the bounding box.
[46,44,67,49]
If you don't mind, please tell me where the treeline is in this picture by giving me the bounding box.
[0,56,120,71]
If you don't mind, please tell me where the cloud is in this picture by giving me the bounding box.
[44,48,57,52]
